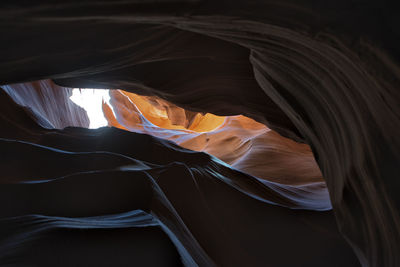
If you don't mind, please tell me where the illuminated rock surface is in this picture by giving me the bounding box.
[104,90,324,186]
[2,80,89,129]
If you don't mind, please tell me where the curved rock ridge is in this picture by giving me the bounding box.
[0,87,356,266]
[104,89,324,186]
[115,91,226,133]
[0,1,399,266]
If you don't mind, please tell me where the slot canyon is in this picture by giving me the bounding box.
[0,1,399,267]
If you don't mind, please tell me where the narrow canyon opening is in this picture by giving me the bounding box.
[2,80,324,187]
[69,88,111,129]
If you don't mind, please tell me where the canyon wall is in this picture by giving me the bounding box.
[1,80,89,129]
[0,1,399,266]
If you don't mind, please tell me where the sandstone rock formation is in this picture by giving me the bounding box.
[0,86,356,266]
[0,1,399,266]
[2,80,89,129]
[104,89,324,186]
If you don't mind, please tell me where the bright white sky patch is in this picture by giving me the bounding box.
[70,88,111,129]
